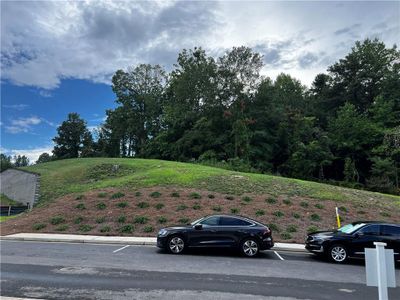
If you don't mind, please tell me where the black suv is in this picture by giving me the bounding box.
[306,221,400,263]
[157,215,273,257]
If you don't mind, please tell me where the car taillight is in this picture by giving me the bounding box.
[263,228,271,235]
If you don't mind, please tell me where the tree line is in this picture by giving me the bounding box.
[2,39,398,195]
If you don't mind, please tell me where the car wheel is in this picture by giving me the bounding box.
[329,244,348,263]
[167,236,185,254]
[241,238,259,257]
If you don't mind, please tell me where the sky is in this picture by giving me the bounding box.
[1,0,399,163]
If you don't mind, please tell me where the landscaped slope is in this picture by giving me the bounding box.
[1,158,399,243]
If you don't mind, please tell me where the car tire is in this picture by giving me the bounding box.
[328,244,348,263]
[240,238,259,257]
[167,235,185,254]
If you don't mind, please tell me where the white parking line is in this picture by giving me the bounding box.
[113,245,130,253]
[274,251,284,261]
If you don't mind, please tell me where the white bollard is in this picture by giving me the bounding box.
[374,242,388,300]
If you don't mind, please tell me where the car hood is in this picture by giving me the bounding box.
[163,225,192,231]
[309,230,347,239]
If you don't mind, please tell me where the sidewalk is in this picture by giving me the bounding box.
[1,233,306,252]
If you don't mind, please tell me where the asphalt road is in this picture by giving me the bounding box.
[1,240,399,299]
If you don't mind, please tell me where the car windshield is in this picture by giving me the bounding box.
[338,223,366,234]
[190,217,204,225]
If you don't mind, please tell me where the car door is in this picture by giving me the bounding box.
[381,225,400,255]
[188,216,220,247]
[217,216,253,247]
[351,224,382,255]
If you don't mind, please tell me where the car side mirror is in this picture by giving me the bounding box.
[355,232,363,238]
[194,224,202,230]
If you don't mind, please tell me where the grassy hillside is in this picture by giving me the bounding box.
[1,158,397,243]
[21,158,400,206]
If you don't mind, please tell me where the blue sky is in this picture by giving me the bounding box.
[1,1,399,162]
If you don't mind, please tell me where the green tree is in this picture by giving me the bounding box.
[0,154,13,171]
[53,113,92,159]
[36,153,52,164]
[13,155,29,167]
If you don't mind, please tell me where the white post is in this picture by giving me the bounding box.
[374,242,388,300]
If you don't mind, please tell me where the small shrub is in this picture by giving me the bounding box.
[268,223,279,232]
[176,204,188,211]
[137,202,149,209]
[266,197,277,204]
[339,206,348,213]
[135,191,142,197]
[158,216,167,224]
[286,225,297,233]
[307,225,319,234]
[74,216,83,224]
[75,203,86,210]
[56,224,69,231]
[273,211,284,217]
[155,203,164,210]
[300,201,309,208]
[283,199,292,205]
[310,213,321,221]
[255,209,265,216]
[225,195,234,200]
[380,211,391,217]
[134,216,149,224]
[280,232,292,240]
[97,192,107,198]
[178,217,189,224]
[315,203,324,209]
[32,223,46,230]
[100,226,111,233]
[117,215,126,223]
[357,210,366,215]
[208,194,215,199]
[79,224,93,232]
[117,201,128,208]
[96,216,106,224]
[192,203,201,210]
[75,194,85,200]
[212,206,222,212]
[119,224,134,233]
[150,191,161,198]
[292,212,301,219]
[189,192,201,199]
[50,216,65,225]
[97,202,106,210]
[171,192,180,198]
[111,192,125,199]
[242,196,252,203]
[143,225,154,233]
[230,208,239,214]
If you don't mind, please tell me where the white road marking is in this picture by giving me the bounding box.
[113,245,130,253]
[274,251,284,261]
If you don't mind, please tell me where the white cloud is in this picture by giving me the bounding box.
[2,104,29,110]
[1,145,53,164]
[1,1,399,87]
[5,116,42,134]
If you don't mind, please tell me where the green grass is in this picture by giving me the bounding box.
[0,194,21,206]
[19,158,399,208]
[0,215,18,222]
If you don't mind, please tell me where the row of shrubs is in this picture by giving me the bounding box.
[32,222,154,234]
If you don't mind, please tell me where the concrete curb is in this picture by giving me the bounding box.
[1,233,306,252]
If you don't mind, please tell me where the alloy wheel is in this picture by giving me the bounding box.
[169,237,185,254]
[330,245,347,262]
[242,240,258,257]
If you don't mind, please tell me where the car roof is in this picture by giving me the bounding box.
[352,221,400,226]
[205,214,265,226]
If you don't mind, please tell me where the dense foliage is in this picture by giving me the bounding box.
[51,39,399,195]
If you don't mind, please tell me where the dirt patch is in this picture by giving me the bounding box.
[1,187,399,243]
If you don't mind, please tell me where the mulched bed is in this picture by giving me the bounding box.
[1,187,399,243]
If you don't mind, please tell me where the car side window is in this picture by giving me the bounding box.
[220,217,252,226]
[200,216,220,226]
[358,225,380,235]
[382,225,400,236]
